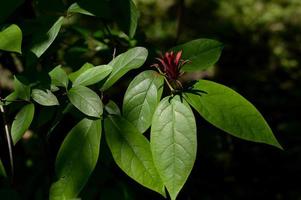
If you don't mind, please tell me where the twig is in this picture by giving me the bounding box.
[0,105,14,179]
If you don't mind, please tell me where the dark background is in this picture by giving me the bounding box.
[1,0,301,199]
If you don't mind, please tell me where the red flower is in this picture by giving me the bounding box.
[152,51,189,89]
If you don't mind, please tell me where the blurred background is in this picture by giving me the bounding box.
[1,0,301,199]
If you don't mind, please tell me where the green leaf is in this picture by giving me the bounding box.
[30,16,64,57]
[11,103,35,145]
[0,0,24,23]
[104,116,165,196]
[0,24,22,53]
[123,70,163,133]
[105,100,121,115]
[14,76,30,101]
[185,80,282,149]
[101,47,148,91]
[172,39,223,72]
[49,118,101,200]
[69,63,94,82]
[73,65,112,87]
[151,96,197,200]
[67,85,103,118]
[67,3,94,16]
[32,89,59,106]
[49,65,69,88]
[0,159,6,177]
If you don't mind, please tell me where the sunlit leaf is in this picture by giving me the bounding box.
[49,65,69,88]
[185,80,282,149]
[105,116,165,196]
[123,70,163,133]
[32,89,59,106]
[151,96,197,200]
[67,85,103,118]
[101,47,148,91]
[73,65,112,87]
[69,63,94,82]
[0,24,22,53]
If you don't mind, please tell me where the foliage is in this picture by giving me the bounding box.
[0,0,285,199]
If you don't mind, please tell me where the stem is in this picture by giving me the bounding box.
[154,66,175,93]
[0,105,14,179]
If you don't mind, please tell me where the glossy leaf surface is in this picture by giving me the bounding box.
[32,89,59,106]
[101,47,148,91]
[67,85,103,118]
[105,116,165,196]
[151,96,197,200]
[185,80,282,149]
[123,70,163,133]
[11,103,35,145]
[172,38,223,72]
[50,118,102,199]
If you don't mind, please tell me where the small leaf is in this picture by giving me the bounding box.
[0,159,6,177]
[105,116,165,196]
[49,65,69,88]
[185,80,282,149]
[49,118,101,200]
[101,47,148,91]
[3,91,18,105]
[151,96,197,200]
[32,89,59,106]
[73,65,112,86]
[105,100,121,115]
[14,76,30,101]
[11,103,35,145]
[0,24,22,53]
[30,16,64,57]
[67,3,94,16]
[69,63,94,82]
[67,85,103,118]
[172,38,223,72]
[123,70,163,133]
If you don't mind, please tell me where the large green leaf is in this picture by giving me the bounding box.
[123,70,163,133]
[32,89,59,106]
[69,63,94,82]
[14,76,30,101]
[0,24,22,53]
[73,65,112,87]
[67,85,103,118]
[0,0,24,23]
[0,159,6,177]
[185,80,282,149]
[30,17,64,57]
[151,96,197,200]
[172,38,223,72]
[101,47,148,91]
[11,103,35,145]
[49,118,101,200]
[104,116,165,196]
[49,65,69,88]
